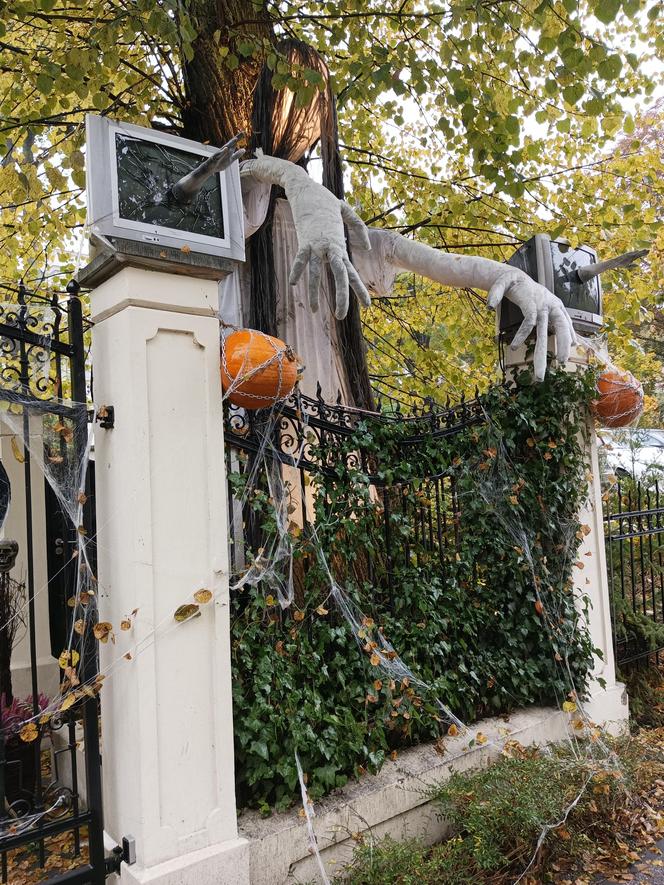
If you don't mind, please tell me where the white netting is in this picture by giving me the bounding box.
[577,335,645,429]
[0,323,633,876]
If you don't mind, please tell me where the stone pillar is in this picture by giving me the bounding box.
[575,416,629,733]
[500,332,628,734]
[90,266,250,884]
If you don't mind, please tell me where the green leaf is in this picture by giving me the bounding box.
[562,83,584,105]
[594,0,620,23]
[598,55,622,80]
[250,740,269,761]
[36,73,54,95]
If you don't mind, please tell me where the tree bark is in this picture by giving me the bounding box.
[182,0,273,146]
[181,1,374,410]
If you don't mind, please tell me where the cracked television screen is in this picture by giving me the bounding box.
[115,133,225,239]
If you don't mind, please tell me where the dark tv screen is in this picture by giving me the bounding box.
[500,238,601,334]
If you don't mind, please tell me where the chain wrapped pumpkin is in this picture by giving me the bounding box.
[221,329,300,410]
[592,368,644,428]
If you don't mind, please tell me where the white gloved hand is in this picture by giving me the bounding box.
[375,230,577,382]
[486,270,577,381]
[241,152,371,319]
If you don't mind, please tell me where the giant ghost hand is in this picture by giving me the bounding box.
[358,230,577,381]
[240,152,371,319]
[485,271,577,382]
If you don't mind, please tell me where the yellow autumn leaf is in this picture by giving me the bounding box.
[194,588,213,604]
[20,722,39,743]
[265,595,276,607]
[93,621,113,643]
[174,604,200,622]
[11,435,25,463]
[59,692,78,712]
[293,610,305,622]
[315,605,328,616]
[562,701,577,713]
[73,619,85,635]
[370,653,380,666]
[475,732,488,745]
[120,619,131,631]
[58,649,80,669]
[447,723,459,737]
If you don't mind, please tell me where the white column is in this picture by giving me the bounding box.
[576,418,629,733]
[90,267,249,884]
[500,331,628,734]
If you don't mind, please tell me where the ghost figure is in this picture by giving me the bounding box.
[218,41,575,402]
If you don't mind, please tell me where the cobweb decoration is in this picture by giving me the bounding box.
[295,750,332,885]
[0,320,630,872]
[310,525,466,732]
[0,387,100,757]
[223,383,628,884]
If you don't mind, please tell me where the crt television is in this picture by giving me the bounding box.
[85,115,244,261]
[500,234,603,336]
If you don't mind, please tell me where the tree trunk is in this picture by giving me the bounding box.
[182,0,273,146]
[181,1,374,410]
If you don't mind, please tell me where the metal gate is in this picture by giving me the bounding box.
[0,282,115,883]
[604,477,664,667]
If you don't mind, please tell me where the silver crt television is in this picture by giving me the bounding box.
[85,114,244,261]
[500,233,603,336]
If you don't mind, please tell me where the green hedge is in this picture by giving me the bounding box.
[231,368,598,811]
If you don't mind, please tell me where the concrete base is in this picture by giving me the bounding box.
[582,680,629,735]
[239,705,574,885]
[117,838,250,885]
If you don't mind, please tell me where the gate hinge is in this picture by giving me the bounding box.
[105,846,123,876]
[95,405,115,429]
[104,835,136,876]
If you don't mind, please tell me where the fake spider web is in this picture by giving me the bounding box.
[0,328,638,878]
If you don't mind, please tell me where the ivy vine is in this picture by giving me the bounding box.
[231,367,599,811]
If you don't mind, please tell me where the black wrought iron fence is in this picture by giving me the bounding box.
[0,281,111,884]
[224,386,486,590]
[604,478,664,667]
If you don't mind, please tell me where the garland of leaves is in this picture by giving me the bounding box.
[231,367,600,811]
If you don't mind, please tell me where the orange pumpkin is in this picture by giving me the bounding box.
[221,329,299,409]
[592,368,644,428]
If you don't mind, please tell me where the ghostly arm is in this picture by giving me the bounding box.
[171,134,245,203]
[240,152,371,319]
[357,229,576,381]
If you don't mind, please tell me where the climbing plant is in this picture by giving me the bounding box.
[230,367,600,809]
